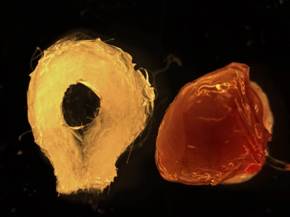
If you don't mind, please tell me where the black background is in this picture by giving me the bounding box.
[1,0,290,216]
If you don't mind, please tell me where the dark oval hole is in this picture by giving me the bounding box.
[62,83,100,127]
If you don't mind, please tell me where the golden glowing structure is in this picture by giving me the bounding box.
[27,38,155,194]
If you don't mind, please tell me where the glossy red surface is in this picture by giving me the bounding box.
[156,63,272,185]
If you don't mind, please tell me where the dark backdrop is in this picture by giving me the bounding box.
[1,0,290,216]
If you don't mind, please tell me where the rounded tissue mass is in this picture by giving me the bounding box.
[155,63,273,185]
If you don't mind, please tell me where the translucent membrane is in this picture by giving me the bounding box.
[27,39,155,193]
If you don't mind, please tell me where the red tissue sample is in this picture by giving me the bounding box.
[155,63,273,185]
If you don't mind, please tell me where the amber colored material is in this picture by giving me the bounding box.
[27,39,155,194]
[156,63,273,185]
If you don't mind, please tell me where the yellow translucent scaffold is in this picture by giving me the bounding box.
[27,38,155,194]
